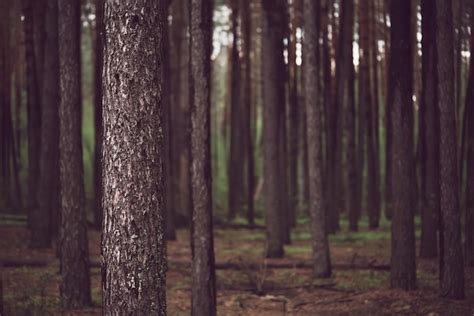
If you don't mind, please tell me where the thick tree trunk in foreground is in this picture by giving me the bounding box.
[389,0,417,290]
[435,0,465,299]
[304,0,331,278]
[37,0,60,247]
[420,0,439,259]
[189,0,217,315]
[102,1,167,314]
[58,0,91,308]
[465,0,474,267]
[93,0,104,230]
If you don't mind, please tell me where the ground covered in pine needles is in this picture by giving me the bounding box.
[1,217,473,315]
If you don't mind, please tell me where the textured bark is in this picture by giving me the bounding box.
[163,1,176,241]
[93,0,104,230]
[304,0,331,278]
[262,0,287,258]
[228,0,244,221]
[241,0,255,225]
[23,0,45,246]
[189,0,217,315]
[102,1,167,314]
[339,0,357,232]
[58,0,91,308]
[435,0,465,299]
[389,0,417,290]
[37,0,60,248]
[420,0,439,259]
[465,0,474,267]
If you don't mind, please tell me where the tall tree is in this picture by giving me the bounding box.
[37,0,60,249]
[465,0,474,267]
[262,0,287,257]
[228,0,244,221]
[389,0,417,290]
[93,0,104,229]
[102,1,167,313]
[23,0,45,247]
[435,0,465,299]
[304,0,331,278]
[189,0,217,314]
[58,0,91,308]
[163,0,176,241]
[241,0,255,225]
[420,0,439,259]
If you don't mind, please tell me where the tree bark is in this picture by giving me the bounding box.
[435,0,465,299]
[93,0,104,230]
[102,1,167,314]
[389,0,417,290]
[58,0,91,308]
[262,0,287,258]
[465,0,474,268]
[420,0,439,259]
[228,0,244,221]
[189,0,217,315]
[304,0,331,278]
[23,0,45,246]
[37,0,61,249]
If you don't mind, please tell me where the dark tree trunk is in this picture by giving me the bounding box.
[93,0,104,230]
[435,0,465,299]
[23,0,45,246]
[37,0,60,249]
[189,0,217,315]
[304,0,331,278]
[465,0,474,267]
[389,0,417,290]
[241,0,255,225]
[420,0,439,259]
[228,0,244,221]
[262,0,287,258]
[162,0,176,241]
[102,1,167,314]
[58,0,91,308]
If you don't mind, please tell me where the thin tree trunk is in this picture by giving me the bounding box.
[58,0,91,308]
[102,1,167,313]
[93,0,104,230]
[435,0,465,299]
[465,0,474,267]
[228,0,244,221]
[23,0,44,245]
[304,0,331,278]
[389,0,417,290]
[189,0,217,314]
[420,0,439,259]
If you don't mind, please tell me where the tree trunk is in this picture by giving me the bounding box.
[189,0,217,315]
[228,0,244,221]
[58,0,91,308]
[93,0,104,230]
[241,0,255,225]
[435,0,465,299]
[262,0,287,258]
[102,1,167,314]
[37,0,60,250]
[304,0,331,278]
[389,0,417,290]
[420,0,439,259]
[23,0,45,246]
[465,0,474,267]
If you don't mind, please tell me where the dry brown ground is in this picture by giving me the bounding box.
[1,222,473,315]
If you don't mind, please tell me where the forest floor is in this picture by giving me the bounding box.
[1,217,473,315]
